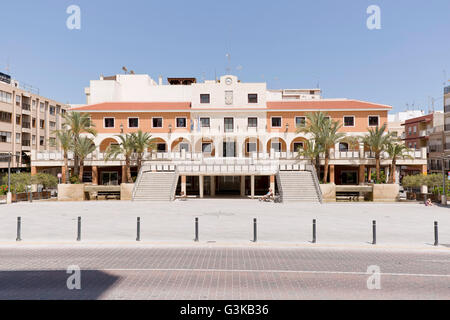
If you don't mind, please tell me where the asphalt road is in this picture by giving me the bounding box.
[0,245,449,300]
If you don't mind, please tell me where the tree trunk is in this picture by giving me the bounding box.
[375,153,381,182]
[315,154,321,181]
[137,153,142,173]
[78,159,84,183]
[64,152,69,184]
[323,151,329,183]
[125,157,132,183]
[389,158,396,184]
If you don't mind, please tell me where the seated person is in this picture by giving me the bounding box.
[259,188,273,202]
[425,198,433,207]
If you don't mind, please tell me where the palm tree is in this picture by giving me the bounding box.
[54,130,73,184]
[62,112,97,177]
[297,111,344,183]
[320,119,345,183]
[386,141,412,184]
[132,130,155,173]
[104,134,135,183]
[296,140,321,170]
[361,124,393,183]
[297,112,331,179]
[74,137,96,182]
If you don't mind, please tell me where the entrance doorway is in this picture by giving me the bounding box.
[216,176,241,196]
[102,171,119,185]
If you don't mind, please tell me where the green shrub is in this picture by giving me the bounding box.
[70,175,80,184]
[1,173,31,193]
[34,173,58,190]
[0,184,8,195]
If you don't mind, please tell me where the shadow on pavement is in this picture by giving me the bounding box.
[0,270,120,300]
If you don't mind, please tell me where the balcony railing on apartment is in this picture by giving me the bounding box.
[22,122,31,129]
[22,103,31,111]
[21,140,31,147]
[445,124,450,132]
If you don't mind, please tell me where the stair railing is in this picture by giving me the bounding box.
[132,164,147,200]
[169,166,179,201]
[305,164,323,204]
[275,167,283,203]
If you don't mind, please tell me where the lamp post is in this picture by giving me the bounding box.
[442,153,448,205]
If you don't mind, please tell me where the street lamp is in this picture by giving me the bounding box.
[120,124,124,134]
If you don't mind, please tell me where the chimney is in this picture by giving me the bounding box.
[158,75,163,85]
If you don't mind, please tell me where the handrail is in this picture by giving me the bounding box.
[131,164,146,200]
[275,169,283,203]
[306,164,323,204]
[169,167,179,201]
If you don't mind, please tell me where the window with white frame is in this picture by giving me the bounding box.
[200,94,210,104]
[128,117,139,128]
[368,116,379,127]
[295,117,306,128]
[248,117,258,128]
[200,117,210,128]
[152,117,163,128]
[271,117,282,128]
[343,116,355,127]
[176,117,187,128]
[104,118,115,128]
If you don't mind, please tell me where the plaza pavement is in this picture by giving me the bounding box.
[0,199,449,249]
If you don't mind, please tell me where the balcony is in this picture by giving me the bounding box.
[445,124,450,132]
[22,103,31,111]
[22,122,31,129]
[21,140,31,147]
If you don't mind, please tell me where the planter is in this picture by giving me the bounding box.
[372,184,399,202]
[120,183,134,200]
[57,184,85,201]
[320,183,336,202]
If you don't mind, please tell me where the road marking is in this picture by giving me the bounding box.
[80,268,450,278]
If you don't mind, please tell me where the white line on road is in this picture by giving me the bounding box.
[87,268,450,278]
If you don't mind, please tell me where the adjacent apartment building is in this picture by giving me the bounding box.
[30,73,427,198]
[445,85,450,156]
[402,111,446,175]
[0,72,69,174]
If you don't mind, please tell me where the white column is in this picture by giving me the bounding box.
[199,175,204,198]
[240,175,245,197]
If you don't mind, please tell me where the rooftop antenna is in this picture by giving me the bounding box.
[5,57,10,74]
[225,53,231,74]
[444,70,447,86]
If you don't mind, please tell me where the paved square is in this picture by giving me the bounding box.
[0,199,448,248]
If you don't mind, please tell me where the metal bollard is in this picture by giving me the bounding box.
[16,217,21,241]
[136,217,141,241]
[194,217,199,242]
[253,218,257,242]
[434,221,439,246]
[76,216,81,241]
[30,188,32,203]
[312,219,316,243]
[372,220,377,245]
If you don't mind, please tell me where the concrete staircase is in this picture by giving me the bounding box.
[277,171,321,203]
[133,171,178,201]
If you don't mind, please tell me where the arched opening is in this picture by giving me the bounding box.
[339,142,349,152]
[194,137,216,157]
[243,137,263,157]
[266,137,287,153]
[99,138,119,152]
[148,137,167,153]
[290,137,307,152]
[171,137,191,153]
